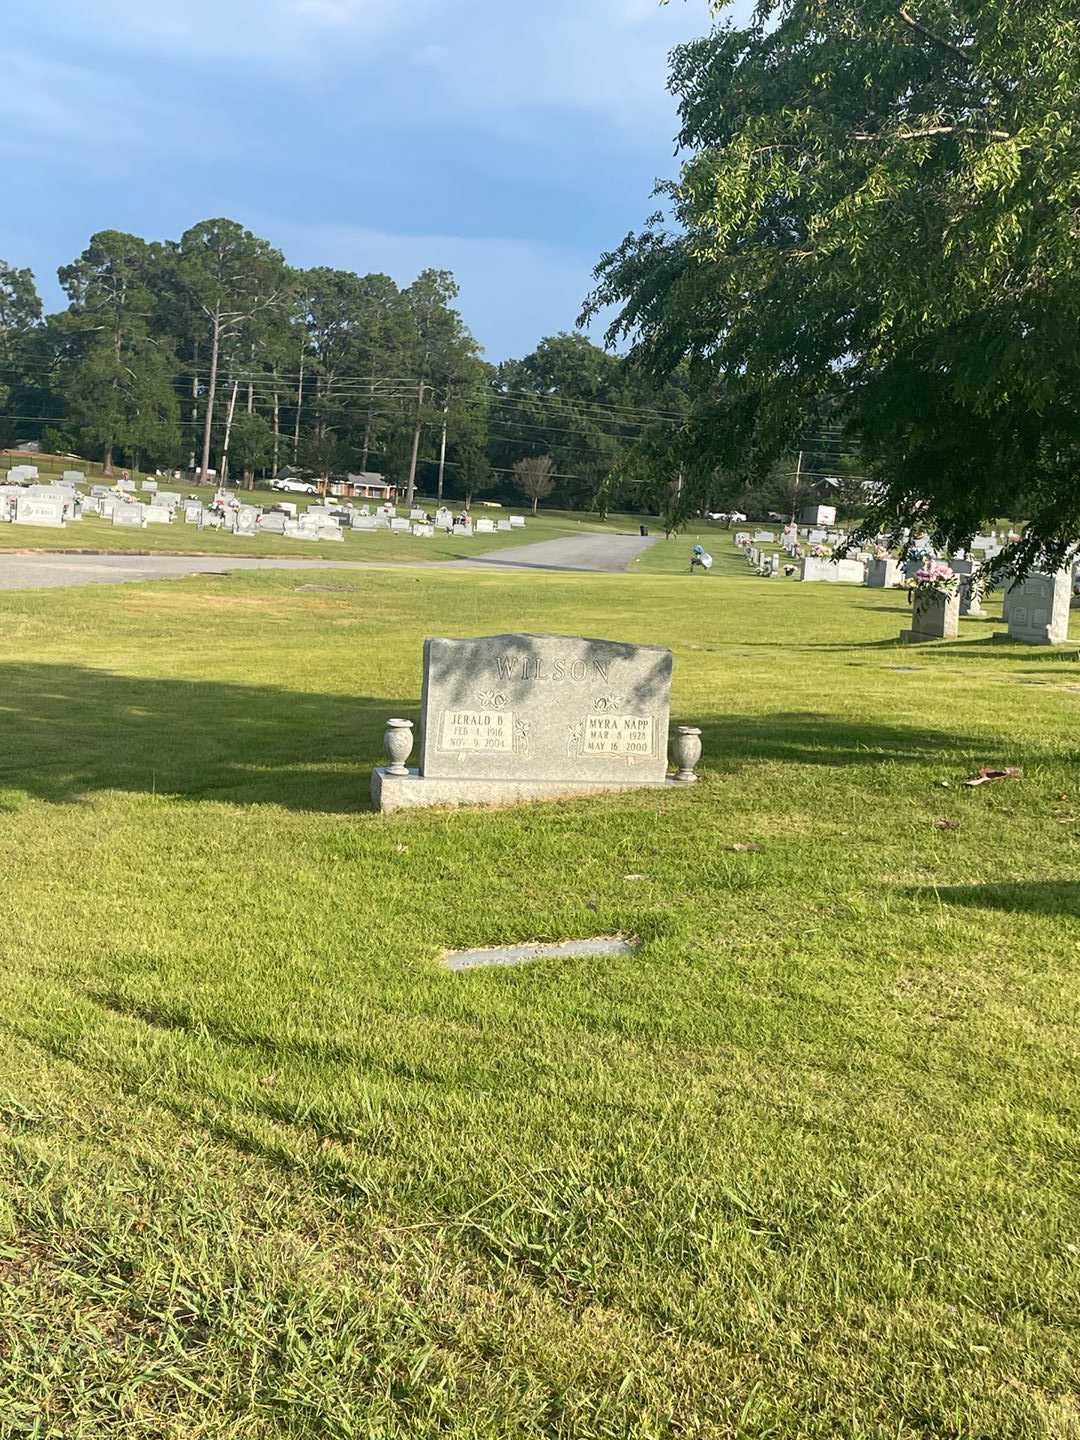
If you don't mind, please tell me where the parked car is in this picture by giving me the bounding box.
[271,478,318,495]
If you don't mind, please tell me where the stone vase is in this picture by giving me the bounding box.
[383,719,414,776]
[672,726,703,784]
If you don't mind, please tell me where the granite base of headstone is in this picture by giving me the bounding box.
[372,633,699,813]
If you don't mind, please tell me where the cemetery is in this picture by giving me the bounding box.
[1,531,1076,1435]
[2,0,1078,1426]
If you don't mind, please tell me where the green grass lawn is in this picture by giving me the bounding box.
[1,562,1078,1437]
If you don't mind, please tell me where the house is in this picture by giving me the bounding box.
[331,472,398,501]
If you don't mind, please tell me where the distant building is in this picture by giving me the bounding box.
[331,472,398,501]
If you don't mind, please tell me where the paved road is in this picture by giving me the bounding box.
[0,532,657,591]
[450,532,655,573]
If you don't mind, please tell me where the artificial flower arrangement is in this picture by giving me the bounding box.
[873,544,891,561]
[810,544,833,559]
[905,559,958,594]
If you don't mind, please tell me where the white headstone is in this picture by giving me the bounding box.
[1000,571,1071,646]
[14,495,65,528]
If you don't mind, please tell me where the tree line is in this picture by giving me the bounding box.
[0,221,702,514]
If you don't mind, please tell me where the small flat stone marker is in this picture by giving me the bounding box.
[444,936,637,972]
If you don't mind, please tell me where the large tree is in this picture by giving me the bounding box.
[0,261,43,422]
[587,0,1080,571]
[57,231,180,472]
[177,220,291,485]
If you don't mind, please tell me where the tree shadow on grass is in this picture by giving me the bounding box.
[907,883,1080,918]
[692,710,1005,771]
[0,664,1018,809]
[0,661,408,813]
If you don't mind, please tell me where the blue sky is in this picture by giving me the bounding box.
[3,0,751,360]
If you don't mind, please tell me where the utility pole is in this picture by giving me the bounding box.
[293,351,304,462]
[791,450,804,523]
[436,391,449,503]
[406,378,427,508]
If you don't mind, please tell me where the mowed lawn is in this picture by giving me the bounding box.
[1,559,1078,1438]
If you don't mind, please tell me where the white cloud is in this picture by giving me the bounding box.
[261,218,600,359]
[0,52,203,173]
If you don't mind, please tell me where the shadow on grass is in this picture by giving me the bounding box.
[908,883,1080,918]
[693,710,999,770]
[0,663,1012,807]
[0,661,408,812]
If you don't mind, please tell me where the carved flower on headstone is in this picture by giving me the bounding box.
[476,690,510,709]
[594,694,625,712]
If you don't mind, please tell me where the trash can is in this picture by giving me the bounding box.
[640,525,649,537]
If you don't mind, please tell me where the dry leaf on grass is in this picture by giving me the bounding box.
[934,819,961,831]
[963,767,1023,788]
[727,843,763,853]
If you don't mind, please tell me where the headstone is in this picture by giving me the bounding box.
[143,505,172,525]
[184,503,204,524]
[91,485,111,497]
[112,504,145,528]
[476,519,496,534]
[156,491,181,508]
[866,558,903,588]
[100,498,117,519]
[410,508,427,521]
[799,557,866,584]
[62,470,85,483]
[808,529,827,545]
[80,496,101,516]
[390,517,411,532]
[901,589,960,643]
[351,516,377,531]
[435,508,454,529]
[117,480,136,493]
[996,571,1071,645]
[259,512,286,534]
[958,574,985,618]
[412,524,434,538]
[220,510,237,532]
[141,479,158,492]
[317,525,345,542]
[753,531,775,543]
[14,495,65,527]
[234,507,258,537]
[417,634,673,791]
[497,519,513,532]
[509,515,526,528]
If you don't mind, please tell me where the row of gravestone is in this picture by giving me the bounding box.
[903,569,1073,646]
[737,534,1075,646]
[0,481,530,544]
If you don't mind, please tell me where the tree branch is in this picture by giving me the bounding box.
[896,6,974,66]
[849,124,1011,141]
